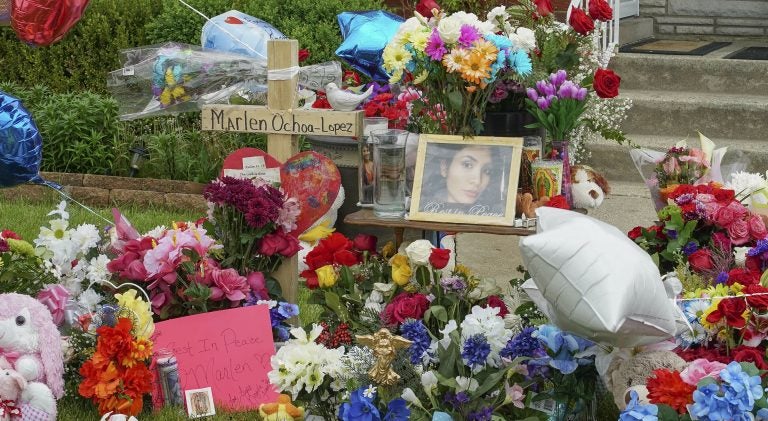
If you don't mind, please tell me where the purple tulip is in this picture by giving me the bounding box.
[550,70,567,87]
[526,87,539,101]
[535,80,548,95]
[557,81,579,99]
[536,96,551,110]
[575,87,588,101]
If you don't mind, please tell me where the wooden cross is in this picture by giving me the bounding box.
[202,39,363,305]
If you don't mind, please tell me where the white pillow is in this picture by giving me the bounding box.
[519,207,677,347]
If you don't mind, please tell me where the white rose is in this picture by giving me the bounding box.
[405,239,433,265]
[421,371,438,394]
[513,27,537,52]
[437,15,462,44]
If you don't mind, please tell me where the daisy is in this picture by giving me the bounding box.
[383,44,413,75]
[442,48,468,73]
[459,51,492,85]
[472,39,498,63]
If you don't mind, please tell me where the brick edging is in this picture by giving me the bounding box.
[0,172,207,212]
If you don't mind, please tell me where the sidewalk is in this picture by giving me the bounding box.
[455,181,659,280]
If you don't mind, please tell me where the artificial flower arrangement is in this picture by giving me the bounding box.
[382,3,534,135]
[268,233,606,419]
[0,228,56,295]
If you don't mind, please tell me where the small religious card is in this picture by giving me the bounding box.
[185,387,216,418]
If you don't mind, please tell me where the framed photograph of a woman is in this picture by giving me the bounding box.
[409,134,522,226]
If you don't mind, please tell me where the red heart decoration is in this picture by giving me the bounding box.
[11,0,90,46]
[224,16,243,24]
[221,149,341,235]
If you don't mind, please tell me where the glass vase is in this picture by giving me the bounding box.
[550,140,573,208]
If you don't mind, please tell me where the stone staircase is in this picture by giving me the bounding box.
[585,49,768,183]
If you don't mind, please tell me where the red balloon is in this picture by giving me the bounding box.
[11,0,90,46]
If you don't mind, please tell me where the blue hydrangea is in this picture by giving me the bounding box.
[719,361,763,412]
[757,407,768,421]
[532,324,594,375]
[339,387,381,421]
[691,383,734,420]
[383,398,410,421]
[619,390,658,421]
[400,319,432,365]
[462,334,491,371]
[691,362,764,421]
[277,302,299,319]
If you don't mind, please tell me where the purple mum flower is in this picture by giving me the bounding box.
[425,28,447,60]
[458,24,480,47]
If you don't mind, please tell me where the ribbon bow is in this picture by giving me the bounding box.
[0,350,21,366]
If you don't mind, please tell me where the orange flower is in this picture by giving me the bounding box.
[647,369,695,413]
[459,51,492,85]
[122,339,153,368]
[96,318,134,360]
[94,361,121,399]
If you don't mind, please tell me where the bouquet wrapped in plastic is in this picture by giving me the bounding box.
[107,42,341,120]
[630,133,745,211]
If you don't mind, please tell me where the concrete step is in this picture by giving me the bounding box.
[620,89,768,140]
[611,53,768,96]
[619,17,654,46]
[584,135,768,184]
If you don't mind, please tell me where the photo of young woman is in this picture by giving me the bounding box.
[417,143,512,217]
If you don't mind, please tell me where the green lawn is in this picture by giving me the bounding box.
[58,395,267,420]
[0,198,205,240]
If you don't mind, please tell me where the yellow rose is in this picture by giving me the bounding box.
[316,265,338,288]
[391,254,413,286]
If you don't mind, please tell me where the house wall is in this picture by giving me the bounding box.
[640,0,768,39]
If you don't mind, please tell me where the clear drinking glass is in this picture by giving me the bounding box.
[371,129,408,218]
[359,117,389,206]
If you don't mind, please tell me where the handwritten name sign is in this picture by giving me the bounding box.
[202,105,363,137]
[152,306,278,410]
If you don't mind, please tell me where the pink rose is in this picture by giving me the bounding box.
[748,214,768,240]
[680,358,726,386]
[381,293,429,326]
[37,284,70,326]
[210,268,250,304]
[714,204,738,227]
[728,218,751,245]
[247,271,269,300]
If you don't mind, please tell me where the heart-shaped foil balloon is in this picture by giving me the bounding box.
[11,0,90,46]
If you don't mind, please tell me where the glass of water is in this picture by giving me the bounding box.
[371,129,408,218]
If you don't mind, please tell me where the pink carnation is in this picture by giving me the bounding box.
[210,268,250,304]
[680,358,727,386]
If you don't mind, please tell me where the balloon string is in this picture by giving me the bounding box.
[46,184,113,226]
[175,0,266,60]
[675,293,768,302]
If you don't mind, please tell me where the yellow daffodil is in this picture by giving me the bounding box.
[115,289,155,340]
[391,254,413,286]
[316,265,338,288]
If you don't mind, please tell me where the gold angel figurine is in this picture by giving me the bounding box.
[356,328,412,386]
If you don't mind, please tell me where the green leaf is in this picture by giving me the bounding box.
[324,290,349,322]
[429,305,448,323]
[656,404,682,420]
[448,90,463,110]
[471,367,508,398]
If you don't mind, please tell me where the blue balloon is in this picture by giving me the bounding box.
[201,10,286,60]
[0,91,55,188]
[335,10,404,82]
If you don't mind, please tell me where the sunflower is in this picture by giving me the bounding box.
[442,48,468,73]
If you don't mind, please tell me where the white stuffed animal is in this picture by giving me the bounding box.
[571,164,610,209]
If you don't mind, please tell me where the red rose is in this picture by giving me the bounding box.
[628,226,643,240]
[748,214,768,240]
[688,248,713,272]
[713,188,735,203]
[298,49,310,63]
[706,297,747,328]
[593,68,621,99]
[534,0,554,17]
[588,0,613,21]
[545,195,570,210]
[334,249,360,266]
[728,219,751,246]
[415,0,441,17]
[727,268,760,287]
[486,296,509,318]
[731,345,768,370]
[259,230,301,257]
[747,255,763,272]
[343,70,361,86]
[353,234,378,254]
[648,224,666,239]
[429,248,451,269]
[568,7,594,35]
[743,284,768,310]
[381,293,430,326]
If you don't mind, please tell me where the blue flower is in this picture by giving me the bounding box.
[619,390,658,421]
[275,326,290,342]
[719,361,763,412]
[277,302,299,319]
[748,239,768,257]
[509,49,532,76]
[533,325,593,375]
[715,271,729,285]
[691,383,733,420]
[757,407,768,421]
[339,388,381,421]
[432,412,453,421]
[500,326,545,359]
[682,241,699,256]
[443,391,470,410]
[383,398,410,421]
[462,334,491,371]
[400,319,432,365]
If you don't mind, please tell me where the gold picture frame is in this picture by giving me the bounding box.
[409,134,522,226]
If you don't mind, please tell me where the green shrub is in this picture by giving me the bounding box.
[0,0,162,93]
[145,0,386,65]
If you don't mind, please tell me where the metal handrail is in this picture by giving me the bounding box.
[566,0,620,65]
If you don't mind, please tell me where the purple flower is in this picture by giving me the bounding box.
[462,334,491,370]
[489,84,510,104]
[400,319,432,364]
[716,272,729,285]
[575,87,588,101]
[444,391,470,410]
[536,96,551,110]
[550,70,567,86]
[440,276,467,292]
[557,81,580,100]
[425,28,447,60]
[458,24,480,47]
[683,241,699,256]
[526,87,539,102]
[501,326,546,359]
[468,406,493,421]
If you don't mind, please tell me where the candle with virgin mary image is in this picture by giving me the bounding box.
[418,143,512,217]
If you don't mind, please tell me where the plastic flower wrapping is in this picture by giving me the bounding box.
[107,42,342,120]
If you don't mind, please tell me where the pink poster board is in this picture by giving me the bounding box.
[152,305,278,410]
